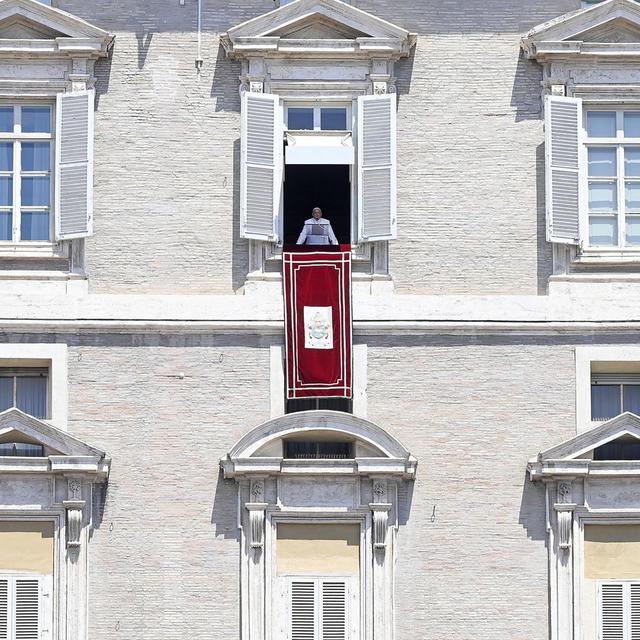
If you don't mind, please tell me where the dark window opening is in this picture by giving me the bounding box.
[594,439,640,461]
[284,440,354,460]
[591,379,640,421]
[286,397,353,414]
[0,442,44,457]
[283,164,351,245]
[0,367,48,419]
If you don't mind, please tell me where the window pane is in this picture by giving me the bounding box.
[591,384,621,420]
[21,107,51,134]
[589,181,617,211]
[623,385,640,415]
[625,112,640,137]
[0,377,12,412]
[626,216,640,245]
[0,143,13,172]
[588,147,617,177]
[626,148,640,177]
[288,108,314,130]
[587,111,616,137]
[0,211,10,240]
[15,377,47,418]
[0,176,12,207]
[20,211,49,241]
[21,176,49,206]
[21,142,50,172]
[627,181,640,210]
[589,215,618,246]
[321,108,347,130]
[0,107,13,133]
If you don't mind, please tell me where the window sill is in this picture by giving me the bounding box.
[573,248,640,265]
[265,243,372,262]
[0,241,66,259]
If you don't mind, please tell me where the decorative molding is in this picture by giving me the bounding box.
[370,502,391,550]
[63,499,85,548]
[246,502,268,549]
[249,81,264,93]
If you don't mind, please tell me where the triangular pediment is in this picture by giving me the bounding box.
[222,0,414,57]
[522,0,640,57]
[0,408,105,458]
[0,0,111,40]
[537,412,640,461]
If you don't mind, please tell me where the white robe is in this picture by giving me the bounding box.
[296,218,339,245]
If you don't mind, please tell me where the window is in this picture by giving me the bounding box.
[286,397,353,414]
[0,368,48,419]
[0,105,53,243]
[284,440,354,459]
[0,442,44,457]
[591,373,640,420]
[285,104,350,131]
[599,582,640,638]
[594,437,640,460]
[0,575,45,640]
[585,109,640,247]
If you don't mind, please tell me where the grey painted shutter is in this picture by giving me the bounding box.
[291,581,316,640]
[631,584,640,640]
[357,93,397,242]
[241,92,282,242]
[55,89,94,240]
[545,95,582,244]
[321,581,346,640]
[0,579,7,640]
[601,582,625,640]
[14,579,39,640]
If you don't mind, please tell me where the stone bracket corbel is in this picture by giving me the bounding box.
[63,500,85,548]
[554,481,576,550]
[246,503,268,549]
[370,503,392,550]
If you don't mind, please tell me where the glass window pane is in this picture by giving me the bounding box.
[0,377,12,412]
[0,176,12,207]
[0,143,13,172]
[0,212,11,241]
[288,108,314,130]
[589,215,618,246]
[588,147,617,177]
[21,107,51,134]
[21,142,50,172]
[15,377,47,418]
[20,211,49,241]
[626,147,640,177]
[591,384,621,420]
[623,385,640,415]
[627,182,640,210]
[587,111,617,138]
[320,108,347,130]
[589,181,617,211]
[0,107,13,133]
[627,216,640,245]
[21,176,49,207]
[625,112,640,137]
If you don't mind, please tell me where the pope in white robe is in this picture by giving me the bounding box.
[296,207,339,246]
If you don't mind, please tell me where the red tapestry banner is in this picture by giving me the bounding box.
[283,245,352,399]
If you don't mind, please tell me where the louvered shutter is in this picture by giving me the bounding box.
[240,92,282,242]
[321,581,346,640]
[631,584,640,640]
[601,583,625,640]
[357,93,397,242]
[14,579,39,640]
[55,89,94,240]
[0,579,7,640]
[291,581,316,640]
[545,95,582,244]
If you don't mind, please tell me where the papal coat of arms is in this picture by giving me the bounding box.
[303,306,334,350]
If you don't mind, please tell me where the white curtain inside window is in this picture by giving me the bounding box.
[15,377,47,419]
[591,384,620,420]
[0,377,11,412]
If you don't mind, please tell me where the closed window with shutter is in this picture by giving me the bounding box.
[544,95,582,244]
[288,577,356,640]
[240,92,282,242]
[599,581,640,640]
[55,89,94,240]
[357,93,397,242]
[0,576,44,640]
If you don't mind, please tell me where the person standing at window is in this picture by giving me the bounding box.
[296,207,339,245]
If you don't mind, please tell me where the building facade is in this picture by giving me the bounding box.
[2,0,640,639]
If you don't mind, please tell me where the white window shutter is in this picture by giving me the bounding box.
[631,584,640,640]
[601,582,625,640]
[0,579,7,640]
[291,580,316,640]
[241,91,282,242]
[357,93,397,242]
[544,95,582,244]
[14,578,39,640]
[55,89,94,240]
[320,581,346,640]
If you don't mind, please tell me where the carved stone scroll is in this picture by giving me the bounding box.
[554,482,575,551]
[370,503,392,550]
[246,502,268,549]
[63,500,85,548]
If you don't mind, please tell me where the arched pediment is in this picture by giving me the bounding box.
[222,410,416,479]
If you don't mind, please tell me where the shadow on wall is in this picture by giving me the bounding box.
[211,468,241,541]
[93,46,114,109]
[89,480,109,541]
[211,42,242,113]
[518,470,547,542]
[136,30,154,70]
[394,44,416,102]
[536,142,552,294]
[231,138,250,291]
[397,479,415,527]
